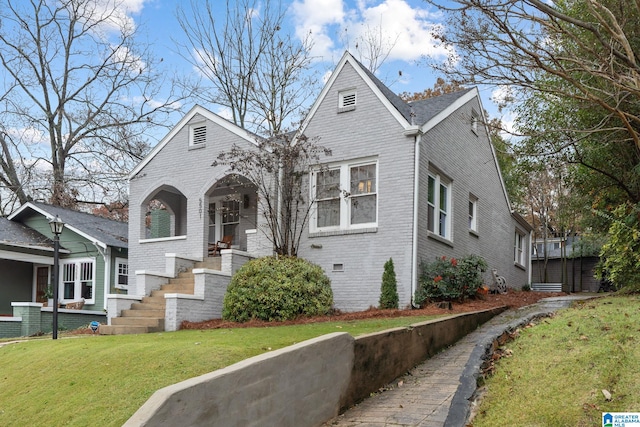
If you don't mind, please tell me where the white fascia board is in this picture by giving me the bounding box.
[0,249,55,265]
[129,105,260,180]
[419,88,480,134]
[0,241,70,254]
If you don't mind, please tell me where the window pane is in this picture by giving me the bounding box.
[317,199,340,227]
[63,263,75,299]
[221,200,240,224]
[428,176,435,203]
[223,223,238,237]
[440,183,447,211]
[316,170,340,199]
[350,164,376,195]
[439,211,447,237]
[64,283,74,299]
[351,195,376,224]
[118,263,128,285]
[427,205,435,232]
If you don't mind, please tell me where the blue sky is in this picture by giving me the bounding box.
[106,0,509,136]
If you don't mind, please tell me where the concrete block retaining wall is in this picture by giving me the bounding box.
[125,306,506,427]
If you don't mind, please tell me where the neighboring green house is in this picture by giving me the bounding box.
[0,202,127,337]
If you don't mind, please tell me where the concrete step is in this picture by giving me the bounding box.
[197,257,222,270]
[131,302,165,311]
[99,324,158,335]
[111,317,164,329]
[168,277,195,286]
[142,295,166,305]
[121,308,165,318]
[176,271,195,279]
[159,283,194,293]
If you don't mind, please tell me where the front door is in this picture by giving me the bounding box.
[35,266,49,302]
[209,198,240,244]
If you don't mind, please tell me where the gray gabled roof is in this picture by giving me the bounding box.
[0,217,54,251]
[408,88,476,125]
[9,202,128,249]
[354,55,476,126]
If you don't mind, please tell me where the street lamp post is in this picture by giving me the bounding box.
[49,215,65,340]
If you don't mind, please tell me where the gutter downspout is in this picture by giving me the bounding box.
[405,125,422,307]
[527,229,533,287]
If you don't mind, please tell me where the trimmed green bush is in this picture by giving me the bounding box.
[379,258,399,309]
[222,256,333,322]
[415,254,487,305]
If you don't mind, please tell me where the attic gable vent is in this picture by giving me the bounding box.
[338,89,357,113]
[190,124,207,147]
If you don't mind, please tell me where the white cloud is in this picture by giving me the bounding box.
[291,0,453,63]
[84,0,150,38]
[291,0,347,59]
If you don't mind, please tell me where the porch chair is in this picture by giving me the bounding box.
[209,235,233,256]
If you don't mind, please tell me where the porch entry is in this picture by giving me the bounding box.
[208,198,240,249]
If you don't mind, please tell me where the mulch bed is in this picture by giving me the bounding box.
[180,290,568,330]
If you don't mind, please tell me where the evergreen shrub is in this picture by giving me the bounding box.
[222,256,333,322]
[415,254,487,305]
[597,202,640,292]
[379,258,399,309]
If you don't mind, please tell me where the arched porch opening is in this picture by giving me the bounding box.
[206,174,258,254]
[141,185,188,239]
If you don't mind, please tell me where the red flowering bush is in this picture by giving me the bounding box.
[415,254,487,305]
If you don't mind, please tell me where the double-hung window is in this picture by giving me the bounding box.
[316,169,341,228]
[469,195,478,232]
[514,231,525,265]
[115,258,128,290]
[427,172,452,240]
[312,160,377,232]
[60,258,95,303]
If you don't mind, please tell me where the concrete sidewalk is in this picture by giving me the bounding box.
[321,296,594,427]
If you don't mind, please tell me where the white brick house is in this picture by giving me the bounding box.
[113,51,531,331]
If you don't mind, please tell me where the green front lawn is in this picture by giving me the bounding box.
[0,315,440,427]
[472,295,640,426]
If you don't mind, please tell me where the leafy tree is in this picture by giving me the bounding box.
[176,0,317,136]
[596,203,640,292]
[0,0,186,212]
[379,258,399,309]
[213,132,330,256]
[427,0,640,221]
[398,78,464,102]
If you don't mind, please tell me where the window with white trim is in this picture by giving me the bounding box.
[115,258,128,289]
[427,172,452,239]
[469,195,478,232]
[312,160,377,231]
[190,123,207,146]
[60,258,95,303]
[514,231,525,265]
[338,89,357,112]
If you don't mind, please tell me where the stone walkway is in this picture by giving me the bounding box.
[322,296,594,427]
